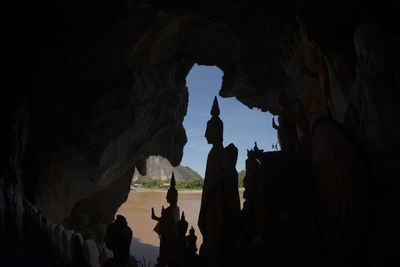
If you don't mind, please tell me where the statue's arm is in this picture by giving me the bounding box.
[272,118,279,130]
[151,207,160,221]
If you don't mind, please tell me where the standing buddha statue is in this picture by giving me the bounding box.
[151,173,180,267]
[198,96,240,267]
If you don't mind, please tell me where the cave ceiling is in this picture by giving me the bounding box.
[1,0,399,226]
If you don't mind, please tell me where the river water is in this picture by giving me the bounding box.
[117,189,244,264]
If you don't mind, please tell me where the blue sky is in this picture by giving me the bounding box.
[180,64,279,176]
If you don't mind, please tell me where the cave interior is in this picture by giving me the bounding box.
[1,0,400,266]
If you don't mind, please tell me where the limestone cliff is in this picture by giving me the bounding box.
[131,155,202,181]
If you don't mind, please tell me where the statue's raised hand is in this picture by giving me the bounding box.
[151,207,160,221]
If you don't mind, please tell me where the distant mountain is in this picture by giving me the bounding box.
[132,155,203,181]
[175,165,203,180]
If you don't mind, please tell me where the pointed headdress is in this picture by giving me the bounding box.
[170,172,176,188]
[206,96,223,143]
[167,172,178,204]
[211,96,220,116]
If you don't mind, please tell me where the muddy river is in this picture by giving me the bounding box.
[117,189,244,264]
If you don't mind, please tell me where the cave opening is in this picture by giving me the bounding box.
[117,63,280,262]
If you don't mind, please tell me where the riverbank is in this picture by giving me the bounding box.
[130,187,245,193]
[131,188,203,193]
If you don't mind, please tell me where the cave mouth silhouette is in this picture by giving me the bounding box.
[129,63,280,182]
[115,63,283,264]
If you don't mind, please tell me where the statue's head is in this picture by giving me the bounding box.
[205,96,223,144]
[166,172,178,205]
[115,215,127,225]
[225,143,238,167]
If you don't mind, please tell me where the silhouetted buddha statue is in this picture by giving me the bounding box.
[151,173,180,267]
[177,211,188,245]
[272,93,297,152]
[243,146,267,235]
[187,226,197,257]
[174,211,189,266]
[198,96,240,266]
[223,143,241,250]
[103,215,137,267]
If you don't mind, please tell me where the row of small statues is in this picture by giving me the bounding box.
[151,173,198,267]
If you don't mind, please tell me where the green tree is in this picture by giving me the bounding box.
[238,170,246,188]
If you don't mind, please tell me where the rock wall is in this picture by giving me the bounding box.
[1,1,290,224]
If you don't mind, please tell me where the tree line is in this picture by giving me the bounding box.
[133,178,204,190]
[133,170,246,190]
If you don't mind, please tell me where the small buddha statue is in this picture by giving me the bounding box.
[103,215,136,267]
[175,211,189,266]
[151,173,180,267]
[187,226,198,257]
[272,93,298,152]
[177,212,189,243]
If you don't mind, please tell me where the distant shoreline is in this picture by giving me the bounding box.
[130,188,245,193]
[131,188,203,193]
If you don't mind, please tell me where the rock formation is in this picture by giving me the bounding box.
[132,155,202,181]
